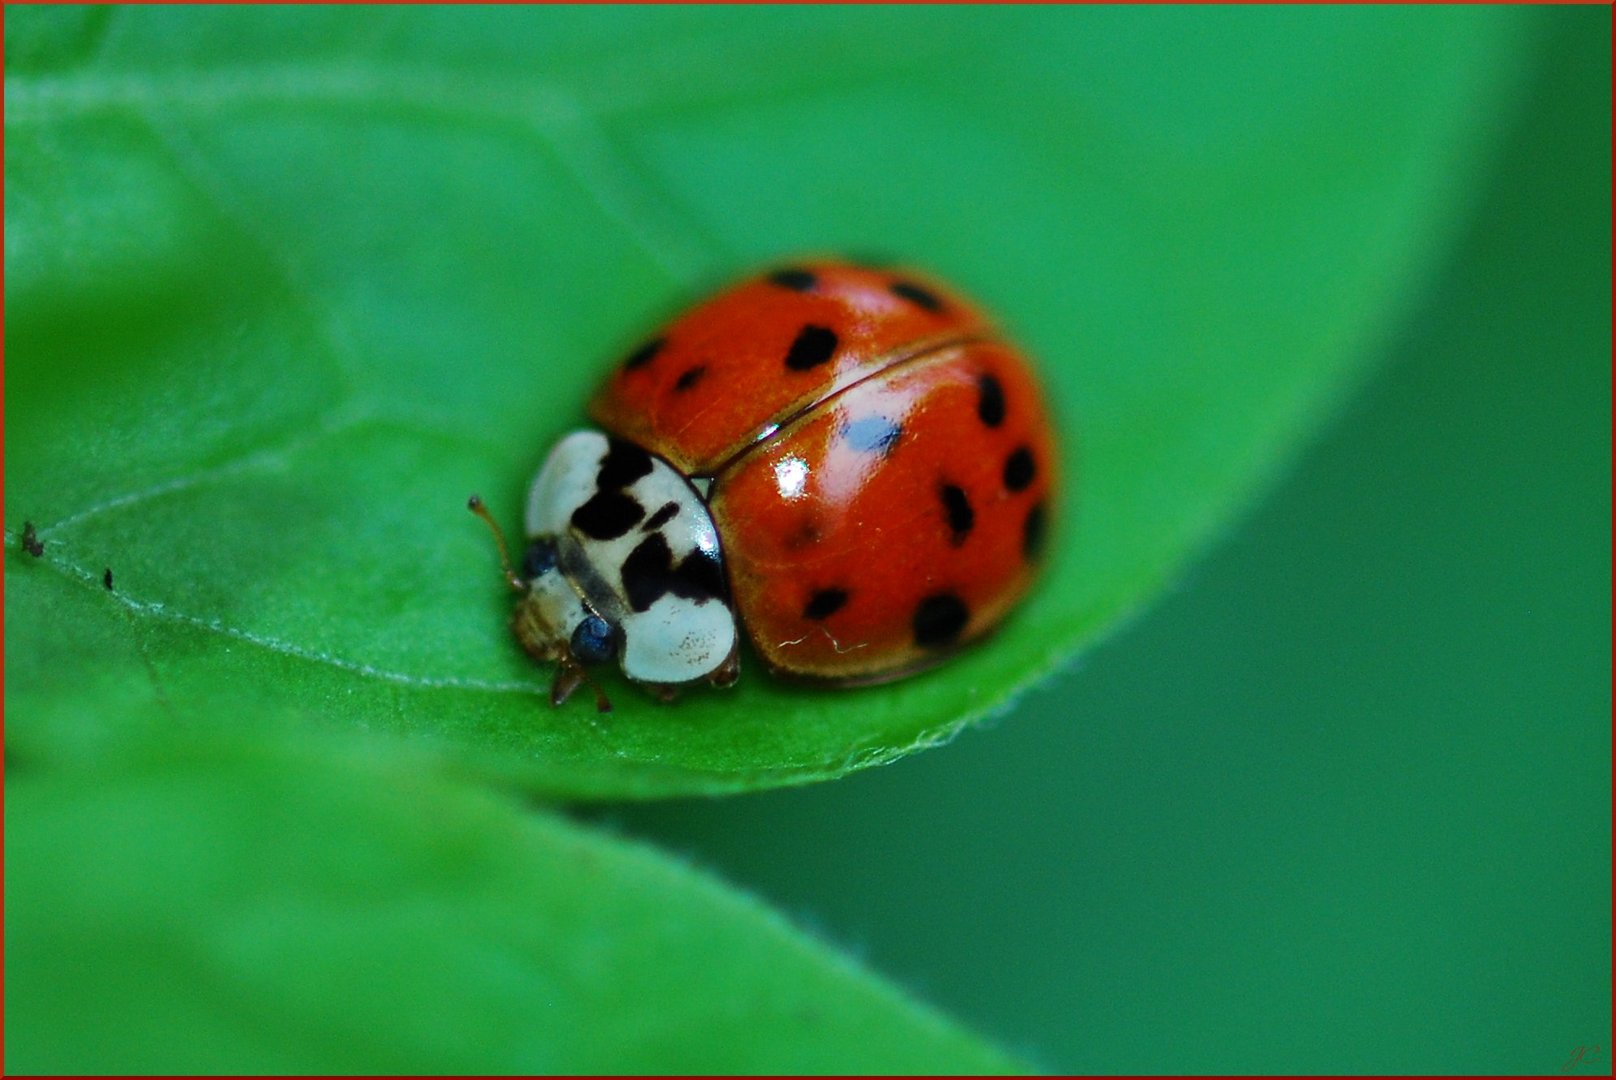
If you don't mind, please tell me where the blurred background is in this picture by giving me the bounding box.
[596,13,1611,1075]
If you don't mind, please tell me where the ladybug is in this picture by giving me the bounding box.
[470,259,1055,709]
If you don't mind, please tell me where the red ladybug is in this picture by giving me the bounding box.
[472,259,1056,708]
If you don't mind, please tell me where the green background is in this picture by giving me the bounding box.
[5,6,1609,1074]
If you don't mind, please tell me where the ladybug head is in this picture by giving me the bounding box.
[469,428,742,709]
[468,495,617,712]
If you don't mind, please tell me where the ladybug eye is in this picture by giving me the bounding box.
[522,538,558,578]
[570,615,618,665]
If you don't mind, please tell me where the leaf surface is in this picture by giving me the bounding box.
[4,736,1029,1074]
[4,6,1528,796]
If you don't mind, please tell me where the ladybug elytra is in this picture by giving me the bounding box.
[471,259,1056,709]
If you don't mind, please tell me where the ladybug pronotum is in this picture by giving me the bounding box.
[471,259,1056,709]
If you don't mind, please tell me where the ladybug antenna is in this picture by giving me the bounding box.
[466,495,525,594]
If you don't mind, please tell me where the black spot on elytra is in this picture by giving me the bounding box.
[102,567,114,591]
[890,280,944,312]
[840,415,902,456]
[913,592,970,648]
[620,533,728,613]
[1004,446,1036,492]
[785,519,824,550]
[940,483,974,546]
[674,365,707,392]
[802,588,849,620]
[768,267,818,291]
[572,490,645,541]
[977,373,1006,427]
[1023,501,1048,561]
[784,325,838,371]
[19,521,43,557]
[642,501,680,532]
[597,439,654,490]
[622,337,664,372]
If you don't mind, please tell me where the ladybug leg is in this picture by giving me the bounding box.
[645,682,681,705]
[708,647,740,688]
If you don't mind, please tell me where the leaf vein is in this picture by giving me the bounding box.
[6,65,723,287]
[41,553,549,696]
[34,405,374,537]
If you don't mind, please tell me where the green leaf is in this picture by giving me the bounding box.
[4,735,1029,1074]
[4,7,1530,797]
